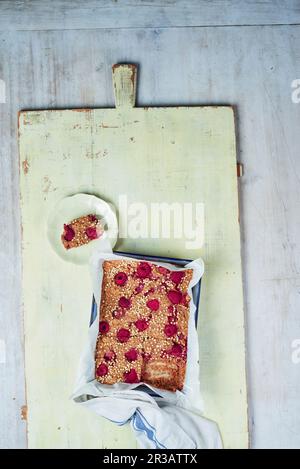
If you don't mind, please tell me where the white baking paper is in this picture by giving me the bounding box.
[73,247,204,411]
[71,246,223,449]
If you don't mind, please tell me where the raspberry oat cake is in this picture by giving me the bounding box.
[61,214,103,250]
[95,259,193,392]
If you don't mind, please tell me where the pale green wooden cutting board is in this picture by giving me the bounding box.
[19,64,248,448]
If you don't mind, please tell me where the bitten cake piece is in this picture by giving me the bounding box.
[95,259,193,391]
[61,214,103,250]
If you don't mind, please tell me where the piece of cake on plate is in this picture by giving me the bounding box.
[61,214,103,250]
[95,259,193,392]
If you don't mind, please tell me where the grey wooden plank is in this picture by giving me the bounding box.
[1,24,300,448]
[0,0,300,32]
[0,34,27,449]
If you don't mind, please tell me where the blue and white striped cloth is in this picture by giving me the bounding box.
[73,382,222,449]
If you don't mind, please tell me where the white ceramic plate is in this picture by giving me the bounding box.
[47,194,118,264]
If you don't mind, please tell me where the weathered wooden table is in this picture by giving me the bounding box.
[1,0,300,450]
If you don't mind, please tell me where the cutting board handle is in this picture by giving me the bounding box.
[112,63,137,109]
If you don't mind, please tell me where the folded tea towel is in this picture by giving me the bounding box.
[73,385,222,449]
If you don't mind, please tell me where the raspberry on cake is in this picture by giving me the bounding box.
[95,335,143,385]
[61,214,103,250]
[95,259,193,391]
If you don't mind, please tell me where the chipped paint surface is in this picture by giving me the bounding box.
[22,159,30,174]
[100,123,119,129]
[112,64,137,109]
[19,66,247,449]
[42,176,56,194]
[21,405,28,421]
